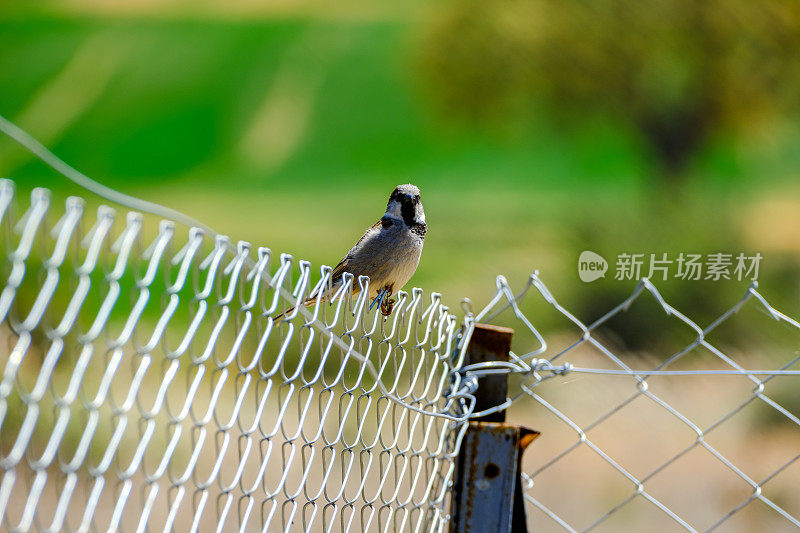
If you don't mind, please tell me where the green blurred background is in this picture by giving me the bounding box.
[2,0,800,340]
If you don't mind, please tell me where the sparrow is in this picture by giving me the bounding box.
[276,184,426,320]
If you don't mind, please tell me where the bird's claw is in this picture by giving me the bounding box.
[380,296,395,316]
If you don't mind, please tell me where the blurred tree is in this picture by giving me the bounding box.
[417,0,800,183]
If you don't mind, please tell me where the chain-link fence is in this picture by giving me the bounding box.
[472,274,800,532]
[0,181,473,532]
[2,180,800,532]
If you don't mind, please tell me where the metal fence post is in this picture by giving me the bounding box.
[449,324,539,533]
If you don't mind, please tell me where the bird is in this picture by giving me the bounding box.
[275,184,426,320]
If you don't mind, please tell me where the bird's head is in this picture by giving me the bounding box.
[386,184,425,227]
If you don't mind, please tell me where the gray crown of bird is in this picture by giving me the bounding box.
[276,184,426,320]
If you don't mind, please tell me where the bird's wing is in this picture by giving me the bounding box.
[280,219,386,319]
[331,219,382,281]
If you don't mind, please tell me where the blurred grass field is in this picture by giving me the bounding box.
[1,5,800,326]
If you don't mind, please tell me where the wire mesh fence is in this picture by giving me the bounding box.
[0,181,471,532]
[1,179,800,532]
[471,274,800,532]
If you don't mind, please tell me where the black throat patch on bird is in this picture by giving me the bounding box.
[400,200,416,227]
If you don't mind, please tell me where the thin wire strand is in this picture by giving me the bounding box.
[0,112,218,236]
[565,367,800,377]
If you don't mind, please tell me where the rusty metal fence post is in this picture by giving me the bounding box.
[449,324,539,532]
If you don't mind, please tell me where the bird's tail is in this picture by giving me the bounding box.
[273,283,373,322]
[272,297,315,322]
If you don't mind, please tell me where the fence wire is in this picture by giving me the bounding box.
[2,179,800,533]
[471,274,800,532]
[0,181,472,533]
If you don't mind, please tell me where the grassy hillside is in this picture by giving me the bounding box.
[1,13,799,325]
